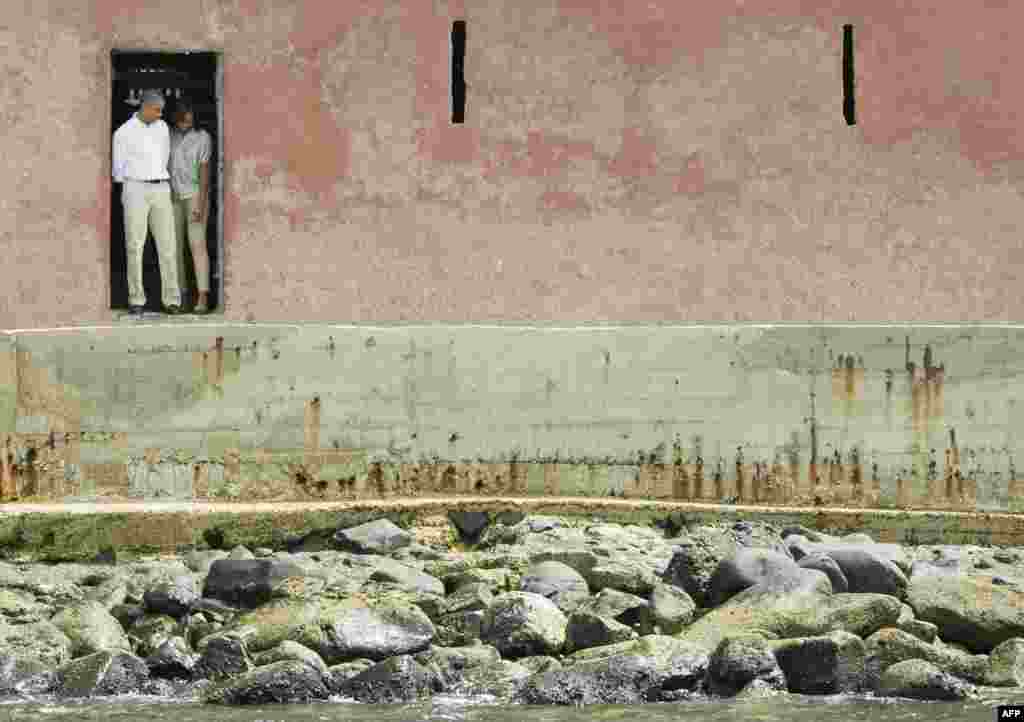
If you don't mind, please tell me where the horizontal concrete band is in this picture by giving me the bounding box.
[0,498,1021,561]
[1,323,1024,513]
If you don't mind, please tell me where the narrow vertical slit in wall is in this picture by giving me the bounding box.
[451,20,466,123]
[843,23,856,125]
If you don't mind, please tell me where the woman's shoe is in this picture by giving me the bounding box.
[194,298,209,314]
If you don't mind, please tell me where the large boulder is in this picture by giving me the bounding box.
[681,571,901,650]
[314,598,436,664]
[338,654,441,703]
[584,561,660,596]
[0,620,73,668]
[54,651,149,698]
[145,636,198,680]
[228,599,322,654]
[50,601,132,657]
[895,603,937,643]
[987,638,1024,687]
[194,630,254,681]
[907,574,1024,653]
[876,659,977,701]
[787,539,911,576]
[202,559,317,608]
[707,549,802,607]
[0,653,57,696]
[519,561,590,614]
[769,630,866,694]
[448,511,491,543]
[143,575,199,618]
[369,558,445,596]
[577,588,651,630]
[251,640,328,677]
[705,635,787,697]
[412,644,501,691]
[864,628,989,687]
[333,519,411,555]
[480,592,568,658]
[564,610,637,653]
[662,524,791,608]
[202,659,331,704]
[797,553,849,593]
[646,583,696,634]
[515,635,709,705]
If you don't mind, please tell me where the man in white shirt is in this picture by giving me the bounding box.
[112,89,183,316]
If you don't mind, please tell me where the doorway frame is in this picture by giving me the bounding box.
[108,48,226,319]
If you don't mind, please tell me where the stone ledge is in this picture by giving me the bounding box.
[0,497,1020,562]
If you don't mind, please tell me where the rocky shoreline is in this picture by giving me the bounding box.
[0,512,1021,705]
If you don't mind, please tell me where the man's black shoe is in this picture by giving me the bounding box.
[164,304,183,316]
[129,305,145,318]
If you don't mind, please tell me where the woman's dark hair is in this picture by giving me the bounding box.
[173,99,195,124]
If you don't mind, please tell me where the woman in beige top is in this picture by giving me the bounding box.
[168,99,213,314]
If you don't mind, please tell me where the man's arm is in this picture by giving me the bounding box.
[197,132,212,206]
[112,130,126,183]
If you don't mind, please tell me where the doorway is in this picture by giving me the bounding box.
[110,50,222,313]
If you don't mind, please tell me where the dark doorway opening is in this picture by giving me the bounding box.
[110,50,221,313]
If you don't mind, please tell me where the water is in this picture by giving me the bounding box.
[0,689,1020,722]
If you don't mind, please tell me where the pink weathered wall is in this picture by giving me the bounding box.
[3,0,1023,329]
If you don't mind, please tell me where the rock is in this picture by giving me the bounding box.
[706,635,787,697]
[517,655,562,674]
[480,592,568,658]
[252,640,328,677]
[127,613,179,655]
[436,609,486,646]
[369,558,445,596]
[143,576,199,618]
[515,635,709,705]
[202,559,315,609]
[325,659,374,694]
[0,620,73,668]
[663,525,791,608]
[442,567,514,595]
[986,638,1024,686]
[228,545,255,561]
[864,628,989,687]
[448,511,491,542]
[797,553,849,593]
[203,659,331,704]
[83,577,129,610]
[314,598,436,664]
[455,659,532,699]
[814,548,909,599]
[907,574,1024,652]
[333,519,412,555]
[254,548,274,558]
[788,540,911,576]
[109,603,145,631]
[681,571,901,651]
[994,549,1020,564]
[769,630,866,694]
[413,644,501,689]
[0,653,57,695]
[226,599,320,654]
[895,603,937,643]
[578,588,651,630]
[519,561,590,613]
[437,582,493,618]
[55,651,149,698]
[184,550,229,575]
[647,583,696,634]
[338,654,441,703]
[145,636,197,680]
[50,601,131,657]
[780,525,828,542]
[194,631,254,681]
[585,562,660,596]
[707,549,802,607]
[564,610,637,653]
[877,659,977,701]
[190,597,238,623]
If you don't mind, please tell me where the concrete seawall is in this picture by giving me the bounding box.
[2,323,1024,515]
